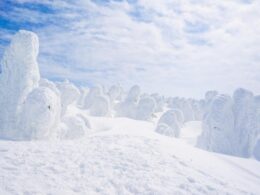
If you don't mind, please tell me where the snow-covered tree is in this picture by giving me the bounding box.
[0,30,40,139]
[56,80,80,116]
[232,88,258,157]
[83,85,103,110]
[116,85,141,118]
[155,110,181,137]
[19,87,61,140]
[89,95,110,117]
[197,94,235,154]
[136,96,156,120]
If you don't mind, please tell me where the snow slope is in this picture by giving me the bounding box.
[0,116,259,195]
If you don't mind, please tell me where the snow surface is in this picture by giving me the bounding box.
[0,116,259,195]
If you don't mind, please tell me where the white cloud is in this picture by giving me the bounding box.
[1,0,260,98]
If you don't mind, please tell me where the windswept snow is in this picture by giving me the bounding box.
[0,117,259,195]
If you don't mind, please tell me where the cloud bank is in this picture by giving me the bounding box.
[1,0,260,97]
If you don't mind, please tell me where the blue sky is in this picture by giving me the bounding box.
[1,0,260,98]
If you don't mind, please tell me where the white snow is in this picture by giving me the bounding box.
[56,80,80,116]
[19,86,61,140]
[0,30,259,194]
[89,95,110,117]
[0,30,40,139]
[232,88,258,157]
[156,110,182,137]
[0,117,259,195]
[198,89,260,158]
[197,94,235,155]
[135,96,156,120]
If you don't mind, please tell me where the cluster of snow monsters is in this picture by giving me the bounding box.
[0,30,162,140]
[0,30,259,160]
[197,89,260,160]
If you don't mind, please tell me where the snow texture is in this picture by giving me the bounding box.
[197,94,235,155]
[232,88,258,157]
[56,80,80,116]
[89,95,110,117]
[253,137,260,161]
[83,85,103,110]
[19,86,61,140]
[0,30,260,194]
[116,85,141,119]
[108,84,123,103]
[198,89,260,158]
[151,93,164,112]
[0,117,259,195]
[156,110,181,137]
[60,115,88,139]
[135,96,156,120]
[0,30,40,139]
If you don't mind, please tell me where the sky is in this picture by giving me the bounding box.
[0,0,260,98]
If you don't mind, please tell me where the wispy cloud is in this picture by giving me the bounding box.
[1,0,260,97]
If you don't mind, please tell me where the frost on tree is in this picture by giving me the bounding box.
[191,100,204,121]
[181,100,195,122]
[127,85,141,103]
[78,87,89,108]
[170,109,184,127]
[89,95,110,117]
[155,110,181,137]
[19,87,61,140]
[136,96,156,120]
[108,84,123,103]
[204,90,218,114]
[40,78,60,97]
[205,90,218,103]
[168,98,195,122]
[117,85,141,118]
[83,85,111,117]
[232,88,258,157]
[83,85,103,110]
[197,94,235,155]
[0,30,40,139]
[253,138,260,161]
[255,95,260,139]
[151,93,164,112]
[56,80,80,116]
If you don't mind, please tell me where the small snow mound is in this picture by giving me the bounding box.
[61,115,89,139]
[89,95,110,117]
